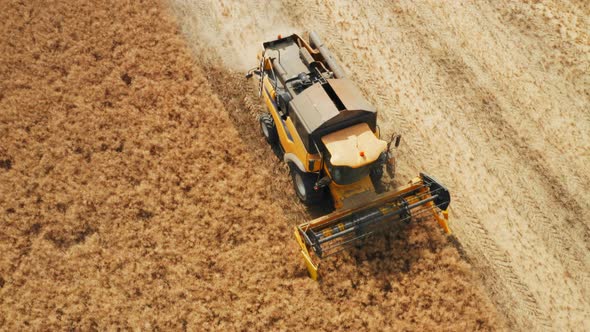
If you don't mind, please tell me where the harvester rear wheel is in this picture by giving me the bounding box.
[289,164,324,205]
[259,113,278,145]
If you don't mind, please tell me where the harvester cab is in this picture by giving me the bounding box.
[247,32,451,280]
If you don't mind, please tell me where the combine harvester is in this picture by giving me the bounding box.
[246,32,451,280]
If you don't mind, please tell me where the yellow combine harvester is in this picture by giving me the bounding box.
[246,32,451,279]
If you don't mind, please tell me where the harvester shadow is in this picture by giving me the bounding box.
[317,219,453,296]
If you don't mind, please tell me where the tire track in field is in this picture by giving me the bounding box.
[386,5,553,329]
[445,1,590,234]
[393,4,589,328]
[419,22,589,287]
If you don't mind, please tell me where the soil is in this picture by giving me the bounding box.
[0,0,587,331]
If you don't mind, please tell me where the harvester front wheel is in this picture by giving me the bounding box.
[290,165,324,205]
[370,166,384,186]
[259,113,278,145]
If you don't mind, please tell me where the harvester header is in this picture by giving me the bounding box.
[295,173,450,279]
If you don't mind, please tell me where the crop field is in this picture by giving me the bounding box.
[1,0,588,330]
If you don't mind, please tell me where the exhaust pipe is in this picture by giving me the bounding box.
[309,31,346,79]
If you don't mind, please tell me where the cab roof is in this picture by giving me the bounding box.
[321,122,387,168]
